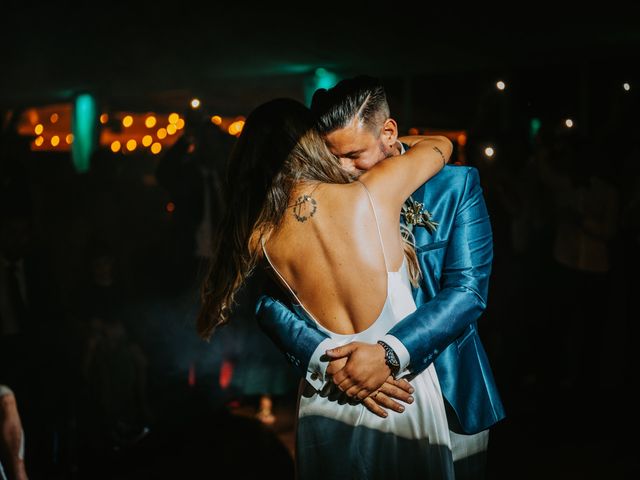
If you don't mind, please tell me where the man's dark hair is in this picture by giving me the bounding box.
[310,75,390,135]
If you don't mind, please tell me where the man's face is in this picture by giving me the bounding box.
[324,117,397,177]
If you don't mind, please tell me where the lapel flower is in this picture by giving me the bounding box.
[402,196,438,234]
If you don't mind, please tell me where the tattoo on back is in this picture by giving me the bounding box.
[433,146,446,166]
[291,194,317,222]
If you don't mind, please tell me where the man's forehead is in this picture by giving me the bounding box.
[325,120,374,154]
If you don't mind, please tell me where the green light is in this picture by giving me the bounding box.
[529,118,541,143]
[304,68,340,107]
[71,93,98,173]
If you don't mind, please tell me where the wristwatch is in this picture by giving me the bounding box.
[377,340,400,376]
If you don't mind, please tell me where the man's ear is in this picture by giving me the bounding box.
[381,118,398,148]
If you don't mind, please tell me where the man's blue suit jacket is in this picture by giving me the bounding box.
[254,164,506,435]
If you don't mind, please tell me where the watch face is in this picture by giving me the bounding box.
[386,350,400,367]
[378,341,399,368]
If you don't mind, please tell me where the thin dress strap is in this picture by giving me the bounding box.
[355,180,389,272]
[261,237,320,323]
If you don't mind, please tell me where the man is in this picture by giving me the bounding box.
[255,75,505,478]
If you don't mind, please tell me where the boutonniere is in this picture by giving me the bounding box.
[402,196,438,234]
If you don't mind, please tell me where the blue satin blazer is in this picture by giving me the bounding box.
[255,164,506,435]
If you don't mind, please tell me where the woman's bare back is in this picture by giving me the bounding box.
[261,181,406,335]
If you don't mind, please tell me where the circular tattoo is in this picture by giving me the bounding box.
[292,194,317,222]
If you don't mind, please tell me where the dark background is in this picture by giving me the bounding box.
[1,3,639,479]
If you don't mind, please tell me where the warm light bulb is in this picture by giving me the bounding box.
[484,147,495,157]
[496,81,506,91]
[145,116,157,128]
[122,115,133,128]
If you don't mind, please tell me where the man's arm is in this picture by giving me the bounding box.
[255,290,415,416]
[254,293,335,389]
[329,167,492,389]
[0,387,28,480]
[390,167,492,371]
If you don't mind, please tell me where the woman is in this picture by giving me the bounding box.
[197,98,454,478]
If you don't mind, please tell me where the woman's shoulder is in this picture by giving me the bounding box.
[316,181,369,203]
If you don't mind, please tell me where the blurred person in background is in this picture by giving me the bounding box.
[0,180,66,477]
[155,110,232,289]
[0,385,28,480]
[535,130,620,395]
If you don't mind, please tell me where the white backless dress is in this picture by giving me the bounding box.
[262,181,454,480]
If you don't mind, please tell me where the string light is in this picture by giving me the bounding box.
[151,142,162,154]
[17,76,630,162]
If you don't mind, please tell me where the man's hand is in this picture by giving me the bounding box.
[325,356,348,378]
[325,351,415,418]
[325,341,391,399]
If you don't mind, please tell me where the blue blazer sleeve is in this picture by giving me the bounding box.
[255,291,330,377]
[388,167,493,374]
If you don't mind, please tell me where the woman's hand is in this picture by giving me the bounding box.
[362,377,415,418]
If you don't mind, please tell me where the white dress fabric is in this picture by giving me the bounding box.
[262,182,454,479]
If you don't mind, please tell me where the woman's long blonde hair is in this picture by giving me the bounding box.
[197,98,420,341]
